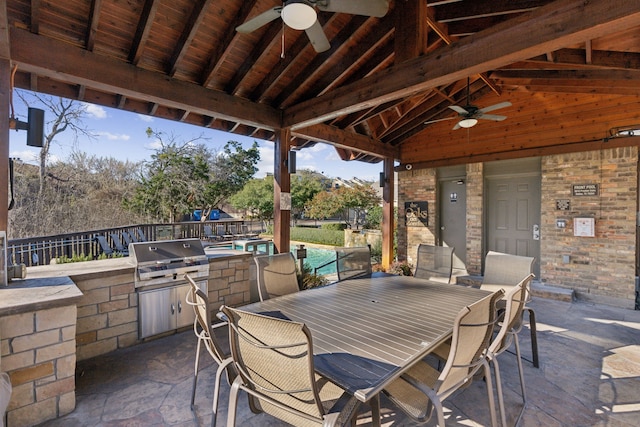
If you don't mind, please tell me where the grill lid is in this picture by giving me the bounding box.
[129,238,206,265]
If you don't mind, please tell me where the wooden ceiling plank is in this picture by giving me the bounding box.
[225,19,282,95]
[129,0,159,65]
[168,0,213,77]
[433,0,553,23]
[200,0,260,88]
[276,15,370,109]
[284,0,640,131]
[292,124,398,159]
[10,27,282,130]
[86,0,102,52]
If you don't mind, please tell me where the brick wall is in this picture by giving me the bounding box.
[1,305,76,426]
[541,147,637,305]
[397,148,638,307]
[397,168,437,268]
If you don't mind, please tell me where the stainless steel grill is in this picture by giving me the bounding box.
[129,238,209,338]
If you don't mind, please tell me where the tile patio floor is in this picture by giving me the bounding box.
[40,297,640,426]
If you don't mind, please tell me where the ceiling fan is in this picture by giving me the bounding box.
[236,0,389,53]
[425,78,512,130]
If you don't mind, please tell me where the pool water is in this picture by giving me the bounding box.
[213,243,337,275]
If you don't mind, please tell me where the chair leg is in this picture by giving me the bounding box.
[525,307,539,368]
[511,334,527,427]
[226,377,242,427]
[491,357,508,427]
[482,362,499,427]
[369,394,381,427]
[192,338,203,409]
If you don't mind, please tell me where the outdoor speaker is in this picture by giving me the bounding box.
[26,108,45,147]
[288,150,296,174]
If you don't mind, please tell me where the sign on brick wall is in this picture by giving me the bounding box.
[405,201,428,227]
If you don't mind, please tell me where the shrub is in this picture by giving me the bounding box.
[383,261,414,276]
[297,262,329,290]
[290,227,343,246]
[321,222,347,231]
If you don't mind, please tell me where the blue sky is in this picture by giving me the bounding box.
[9,96,385,181]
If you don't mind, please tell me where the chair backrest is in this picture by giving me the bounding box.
[413,244,455,283]
[228,224,238,235]
[109,233,127,252]
[203,224,214,238]
[221,305,327,425]
[437,289,504,396]
[489,273,534,356]
[335,246,372,281]
[254,253,300,301]
[135,228,147,242]
[482,251,535,287]
[94,235,114,256]
[216,224,227,238]
[122,231,134,246]
[184,274,228,364]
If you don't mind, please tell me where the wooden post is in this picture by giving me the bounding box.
[273,128,291,254]
[0,58,11,233]
[381,157,394,269]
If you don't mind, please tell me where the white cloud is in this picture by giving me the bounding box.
[137,114,154,123]
[96,131,131,141]
[9,149,39,163]
[256,143,275,178]
[145,138,163,151]
[82,103,107,119]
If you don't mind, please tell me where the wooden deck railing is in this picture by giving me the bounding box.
[7,220,259,267]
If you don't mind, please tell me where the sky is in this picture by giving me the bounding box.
[9,94,386,181]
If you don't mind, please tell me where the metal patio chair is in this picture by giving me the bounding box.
[254,252,300,301]
[413,244,455,283]
[335,246,372,281]
[109,233,129,256]
[382,289,504,427]
[488,273,535,427]
[241,224,259,238]
[94,235,114,257]
[480,251,539,368]
[221,305,361,427]
[215,224,233,241]
[184,274,235,427]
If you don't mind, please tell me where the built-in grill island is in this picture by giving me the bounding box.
[130,238,209,339]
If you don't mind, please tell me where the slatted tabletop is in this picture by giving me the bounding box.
[240,275,491,404]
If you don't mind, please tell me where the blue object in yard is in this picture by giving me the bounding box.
[193,209,220,220]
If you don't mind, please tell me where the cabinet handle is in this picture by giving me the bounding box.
[171,303,175,315]
[178,301,182,313]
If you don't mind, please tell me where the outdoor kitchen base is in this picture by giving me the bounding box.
[130,238,210,339]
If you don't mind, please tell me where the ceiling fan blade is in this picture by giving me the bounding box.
[452,122,462,130]
[305,19,330,52]
[424,117,456,125]
[448,105,469,115]
[478,101,512,114]
[478,114,508,122]
[317,0,389,17]
[236,7,282,33]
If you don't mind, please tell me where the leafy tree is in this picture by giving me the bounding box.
[305,184,381,229]
[229,176,274,227]
[290,170,325,223]
[125,130,259,222]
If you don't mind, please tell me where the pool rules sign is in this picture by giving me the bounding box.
[405,201,428,227]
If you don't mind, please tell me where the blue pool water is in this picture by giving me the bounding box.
[213,243,337,275]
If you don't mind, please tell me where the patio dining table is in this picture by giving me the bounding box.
[237,275,492,426]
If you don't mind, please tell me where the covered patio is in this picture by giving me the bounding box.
[41,297,640,426]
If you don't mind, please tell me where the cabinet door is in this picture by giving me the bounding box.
[176,280,208,329]
[139,287,175,339]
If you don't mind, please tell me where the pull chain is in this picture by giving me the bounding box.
[281,20,285,58]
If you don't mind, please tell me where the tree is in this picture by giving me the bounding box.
[290,170,326,223]
[306,184,381,229]
[125,130,259,222]
[15,91,95,196]
[229,177,274,227]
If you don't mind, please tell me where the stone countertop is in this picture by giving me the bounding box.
[0,246,251,317]
[0,276,83,316]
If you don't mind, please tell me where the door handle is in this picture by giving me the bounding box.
[533,224,540,240]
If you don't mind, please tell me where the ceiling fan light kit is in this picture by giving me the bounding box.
[458,118,478,128]
[281,1,317,30]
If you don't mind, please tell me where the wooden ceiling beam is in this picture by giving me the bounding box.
[292,124,399,159]
[30,0,41,34]
[283,0,640,131]
[0,0,8,60]
[86,0,102,52]
[129,0,159,65]
[168,0,212,77]
[492,69,640,91]
[433,0,553,23]
[10,27,282,130]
